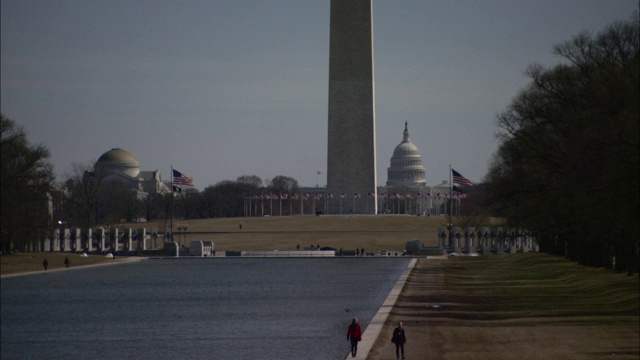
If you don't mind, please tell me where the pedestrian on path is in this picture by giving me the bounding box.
[64,256,70,268]
[391,322,407,360]
[42,258,48,271]
[347,317,362,358]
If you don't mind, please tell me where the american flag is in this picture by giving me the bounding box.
[340,193,348,198]
[354,193,361,198]
[172,169,194,186]
[452,168,473,187]
[327,193,334,199]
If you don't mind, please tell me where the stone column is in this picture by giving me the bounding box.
[62,229,71,252]
[111,228,119,253]
[139,228,146,251]
[98,228,106,252]
[508,228,517,253]
[494,227,504,255]
[479,227,491,255]
[125,228,132,253]
[438,227,447,249]
[86,228,93,253]
[73,228,81,252]
[450,227,462,254]
[465,227,476,254]
[151,228,159,250]
[53,229,60,251]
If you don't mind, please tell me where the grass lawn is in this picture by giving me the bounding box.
[140,215,505,252]
[1,252,118,275]
[369,253,640,360]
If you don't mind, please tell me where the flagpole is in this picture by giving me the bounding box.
[170,166,174,243]
[448,164,453,248]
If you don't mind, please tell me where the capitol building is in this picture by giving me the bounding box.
[386,122,427,187]
[377,122,432,214]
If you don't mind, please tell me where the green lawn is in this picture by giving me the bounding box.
[441,253,639,322]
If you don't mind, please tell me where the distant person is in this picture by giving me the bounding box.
[346,317,362,358]
[64,257,70,268]
[391,322,407,360]
[356,248,360,257]
[42,258,48,271]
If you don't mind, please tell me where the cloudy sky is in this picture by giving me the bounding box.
[2,0,636,190]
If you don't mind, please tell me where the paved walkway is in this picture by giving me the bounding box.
[346,258,418,360]
[0,256,147,279]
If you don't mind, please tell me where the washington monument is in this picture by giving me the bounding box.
[326,0,378,214]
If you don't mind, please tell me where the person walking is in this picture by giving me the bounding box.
[42,258,48,271]
[346,317,362,358]
[391,322,407,360]
[64,256,70,268]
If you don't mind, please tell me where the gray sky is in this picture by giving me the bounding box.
[2,0,636,190]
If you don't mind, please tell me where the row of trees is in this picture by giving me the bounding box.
[55,172,303,228]
[484,19,639,274]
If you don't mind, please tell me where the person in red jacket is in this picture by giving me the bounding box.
[346,317,362,357]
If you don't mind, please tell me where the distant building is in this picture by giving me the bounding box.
[190,240,213,257]
[84,148,170,197]
[378,122,429,214]
[386,122,426,187]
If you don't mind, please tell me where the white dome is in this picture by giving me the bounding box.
[95,148,141,178]
[386,122,426,186]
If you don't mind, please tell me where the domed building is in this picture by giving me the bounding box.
[95,148,141,178]
[85,148,170,195]
[386,122,426,186]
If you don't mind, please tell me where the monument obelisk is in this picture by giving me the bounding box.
[326,0,377,215]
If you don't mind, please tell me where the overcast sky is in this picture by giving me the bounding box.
[2,0,636,190]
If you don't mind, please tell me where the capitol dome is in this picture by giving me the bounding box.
[386,122,426,186]
[95,148,141,178]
